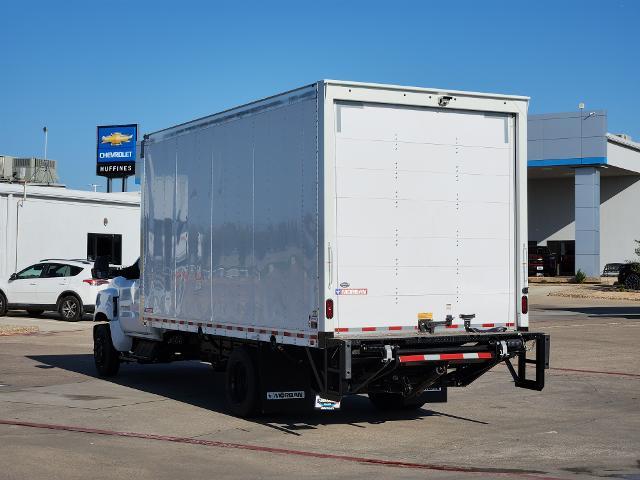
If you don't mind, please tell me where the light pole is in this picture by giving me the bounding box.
[43,126,48,160]
[578,103,584,161]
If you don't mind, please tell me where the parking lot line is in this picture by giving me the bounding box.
[549,367,640,378]
[0,419,567,480]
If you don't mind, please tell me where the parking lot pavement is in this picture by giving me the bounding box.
[0,300,638,480]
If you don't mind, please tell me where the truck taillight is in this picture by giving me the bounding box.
[521,295,528,314]
[325,299,334,319]
[84,279,109,286]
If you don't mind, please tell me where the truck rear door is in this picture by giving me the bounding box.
[333,101,515,333]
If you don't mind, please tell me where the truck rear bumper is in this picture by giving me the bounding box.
[315,331,550,400]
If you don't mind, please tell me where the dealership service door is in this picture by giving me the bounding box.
[334,101,515,331]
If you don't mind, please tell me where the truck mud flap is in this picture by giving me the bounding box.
[420,387,447,403]
[256,343,314,414]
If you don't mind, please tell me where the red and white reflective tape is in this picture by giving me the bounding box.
[335,323,516,333]
[144,316,318,347]
[335,325,418,333]
[399,352,494,363]
[446,322,516,329]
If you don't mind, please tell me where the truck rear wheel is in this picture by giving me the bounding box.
[225,347,259,417]
[93,324,120,377]
[368,392,424,411]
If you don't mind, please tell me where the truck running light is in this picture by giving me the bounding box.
[325,299,334,319]
[521,295,528,314]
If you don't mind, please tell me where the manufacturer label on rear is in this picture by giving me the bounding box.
[314,395,341,410]
[418,312,433,320]
[335,288,368,296]
[266,391,305,400]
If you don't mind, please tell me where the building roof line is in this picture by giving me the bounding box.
[0,183,140,205]
[607,133,640,152]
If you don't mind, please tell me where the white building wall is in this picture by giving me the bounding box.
[0,187,140,280]
[600,175,640,266]
[607,139,640,172]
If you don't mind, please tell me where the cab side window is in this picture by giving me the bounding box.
[16,264,46,280]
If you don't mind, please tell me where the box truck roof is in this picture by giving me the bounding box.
[147,80,529,139]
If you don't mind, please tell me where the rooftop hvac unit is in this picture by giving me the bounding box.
[0,156,13,181]
[612,133,632,142]
[11,157,58,184]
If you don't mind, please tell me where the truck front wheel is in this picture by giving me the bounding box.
[93,324,120,377]
[225,347,259,417]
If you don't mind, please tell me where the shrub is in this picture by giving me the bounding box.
[574,269,587,284]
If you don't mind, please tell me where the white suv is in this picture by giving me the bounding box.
[0,259,110,321]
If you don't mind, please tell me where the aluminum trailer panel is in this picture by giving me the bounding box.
[142,84,321,346]
[140,80,528,348]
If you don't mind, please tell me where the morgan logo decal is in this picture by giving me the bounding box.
[335,288,368,296]
[339,281,350,288]
[266,391,305,400]
[144,307,154,313]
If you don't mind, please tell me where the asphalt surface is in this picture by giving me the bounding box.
[0,287,638,480]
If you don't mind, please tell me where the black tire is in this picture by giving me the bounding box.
[59,295,82,321]
[624,273,640,290]
[225,347,259,417]
[0,292,7,316]
[93,324,120,377]
[368,392,425,411]
[26,309,44,317]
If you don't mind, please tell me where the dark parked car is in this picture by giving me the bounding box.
[618,263,640,290]
[528,246,558,277]
[602,263,624,277]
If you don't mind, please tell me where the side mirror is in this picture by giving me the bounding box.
[9,273,17,281]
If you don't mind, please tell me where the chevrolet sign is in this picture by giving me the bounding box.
[96,124,137,178]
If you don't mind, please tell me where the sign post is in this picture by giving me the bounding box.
[96,124,137,192]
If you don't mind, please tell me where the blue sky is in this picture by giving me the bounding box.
[1,0,638,191]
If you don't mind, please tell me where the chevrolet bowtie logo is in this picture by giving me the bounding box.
[101,132,133,146]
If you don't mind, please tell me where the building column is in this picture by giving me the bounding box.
[574,167,600,276]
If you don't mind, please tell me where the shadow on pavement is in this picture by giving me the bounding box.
[27,353,488,431]
[535,306,640,319]
[5,311,93,322]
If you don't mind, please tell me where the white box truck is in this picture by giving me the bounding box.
[93,80,549,416]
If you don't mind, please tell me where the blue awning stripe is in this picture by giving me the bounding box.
[528,157,607,167]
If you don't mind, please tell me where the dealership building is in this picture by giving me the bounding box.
[528,110,640,276]
[0,183,140,280]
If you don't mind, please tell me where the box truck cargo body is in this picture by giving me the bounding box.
[93,80,549,416]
